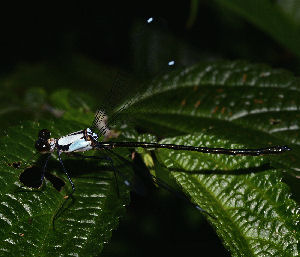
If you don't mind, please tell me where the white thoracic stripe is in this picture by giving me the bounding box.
[57,130,85,146]
[67,138,93,152]
[55,128,99,153]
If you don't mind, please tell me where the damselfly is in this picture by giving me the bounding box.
[34,107,291,217]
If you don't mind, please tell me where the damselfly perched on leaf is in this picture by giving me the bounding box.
[34,108,291,219]
[29,17,293,222]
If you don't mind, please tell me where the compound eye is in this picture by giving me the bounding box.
[35,139,51,153]
[38,129,51,140]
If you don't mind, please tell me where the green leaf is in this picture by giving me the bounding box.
[0,120,130,256]
[277,0,300,25]
[213,0,300,58]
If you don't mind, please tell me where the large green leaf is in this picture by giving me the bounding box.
[117,61,300,256]
[0,61,299,256]
[0,120,131,256]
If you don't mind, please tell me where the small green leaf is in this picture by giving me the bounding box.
[0,55,121,132]
[213,0,300,58]
[277,0,300,26]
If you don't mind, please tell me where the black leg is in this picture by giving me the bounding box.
[53,151,128,228]
[57,150,75,194]
[105,155,120,197]
[41,153,52,186]
[52,150,76,229]
[150,174,215,219]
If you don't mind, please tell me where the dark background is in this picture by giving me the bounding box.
[1,2,298,256]
[1,2,297,75]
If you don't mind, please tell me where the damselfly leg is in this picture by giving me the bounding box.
[40,153,51,186]
[49,150,131,227]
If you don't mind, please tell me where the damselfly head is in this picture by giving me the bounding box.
[35,139,51,153]
[35,129,52,153]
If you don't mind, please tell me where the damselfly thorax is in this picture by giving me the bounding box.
[35,128,99,154]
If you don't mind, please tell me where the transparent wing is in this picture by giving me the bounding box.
[90,17,180,138]
[91,109,109,137]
